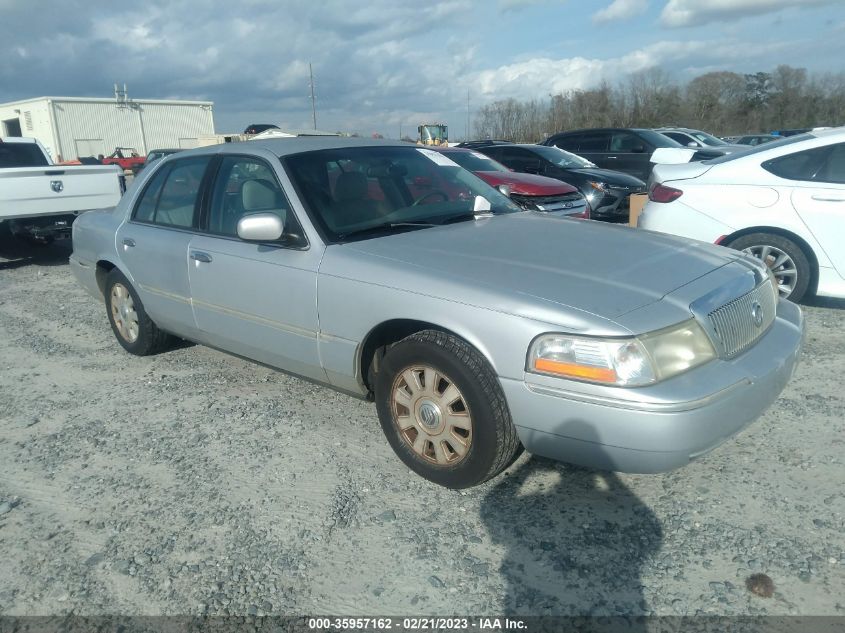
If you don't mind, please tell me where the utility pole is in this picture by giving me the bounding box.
[309,63,317,130]
[466,88,471,141]
[399,121,402,140]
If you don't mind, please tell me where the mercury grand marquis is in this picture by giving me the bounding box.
[70,138,804,488]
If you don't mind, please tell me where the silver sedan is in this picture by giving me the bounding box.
[70,138,804,488]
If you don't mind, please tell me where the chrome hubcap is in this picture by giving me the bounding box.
[391,365,472,466]
[110,283,139,343]
[742,245,797,298]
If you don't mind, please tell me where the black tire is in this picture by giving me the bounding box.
[374,330,522,489]
[22,235,55,247]
[104,269,173,356]
[726,233,812,302]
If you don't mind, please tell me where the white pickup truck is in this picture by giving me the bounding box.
[0,137,125,243]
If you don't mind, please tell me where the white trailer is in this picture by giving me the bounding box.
[0,96,215,162]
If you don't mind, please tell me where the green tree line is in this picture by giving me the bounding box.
[472,65,845,142]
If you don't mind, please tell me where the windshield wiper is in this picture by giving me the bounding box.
[439,211,495,225]
[336,222,434,241]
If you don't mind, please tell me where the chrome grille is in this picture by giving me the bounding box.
[510,192,585,212]
[707,279,777,358]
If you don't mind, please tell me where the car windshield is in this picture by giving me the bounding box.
[526,145,595,168]
[702,133,814,165]
[689,130,728,146]
[284,145,521,241]
[442,150,510,173]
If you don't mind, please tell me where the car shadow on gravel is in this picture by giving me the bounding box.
[0,225,71,270]
[804,295,845,310]
[480,422,661,625]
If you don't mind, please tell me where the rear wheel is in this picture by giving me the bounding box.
[726,233,811,302]
[374,330,522,488]
[105,269,173,355]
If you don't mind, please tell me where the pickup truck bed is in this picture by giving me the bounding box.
[0,137,125,241]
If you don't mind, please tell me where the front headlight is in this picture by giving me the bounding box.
[527,319,716,387]
[588,181,607,193]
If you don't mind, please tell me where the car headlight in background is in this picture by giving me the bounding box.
[588,181,607,193]
[527,319,716,387]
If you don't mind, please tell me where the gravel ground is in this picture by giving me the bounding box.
[0,228,843,618]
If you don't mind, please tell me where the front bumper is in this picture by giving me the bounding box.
[501,300,804,473]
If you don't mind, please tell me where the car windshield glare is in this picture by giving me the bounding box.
[691,131,727,146]
[443,150,510,173]
[529,145,594,168]
[284,145,521,241]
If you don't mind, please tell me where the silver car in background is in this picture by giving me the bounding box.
[70,138,804,488]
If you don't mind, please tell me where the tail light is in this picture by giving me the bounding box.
[649,183,683,203]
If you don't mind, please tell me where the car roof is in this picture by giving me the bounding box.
[549,128,652,136]
[180,137,411,159]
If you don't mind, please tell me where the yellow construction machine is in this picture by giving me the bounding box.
[417,123,448,146]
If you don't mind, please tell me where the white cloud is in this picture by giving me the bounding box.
[593,0,648,24]
[498,0,561,12]
[660,0,836,28]
[472,40,706,99]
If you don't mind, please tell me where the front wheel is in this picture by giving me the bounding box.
[726,233,811,302]
[374,330,522,488]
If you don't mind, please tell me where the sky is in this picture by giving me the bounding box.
[1,0,843,139]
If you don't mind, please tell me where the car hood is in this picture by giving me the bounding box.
[337,212,743,326]
[474,171,577,195]
[566,167,645,187]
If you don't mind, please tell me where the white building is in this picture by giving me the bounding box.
[0,96,215,161]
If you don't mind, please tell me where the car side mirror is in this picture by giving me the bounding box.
[237,213,284,242]
[686,142,699,148]
[631,145,646,154]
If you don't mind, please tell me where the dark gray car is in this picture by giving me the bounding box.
[543,128,726,181]
[70,138,804,488]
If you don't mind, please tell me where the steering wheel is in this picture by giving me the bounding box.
[411,190,449,206]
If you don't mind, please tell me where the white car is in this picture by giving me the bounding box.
[639,128,845,302]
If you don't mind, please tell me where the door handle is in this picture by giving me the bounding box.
[607,156,618,159]
[811,195,845,202]
[190,251,213,263]
[122,238,135,248]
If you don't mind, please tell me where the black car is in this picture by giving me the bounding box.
[243,123,280,135]
[472,143,646,221]
[542,127,726,181]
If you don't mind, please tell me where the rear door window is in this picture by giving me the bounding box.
[762,146,830,182]
[133,157,210,228]
[610,132,646,152]
[576,133,610,152]
[813,143,845,185]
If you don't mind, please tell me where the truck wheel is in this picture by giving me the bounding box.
[374,330,522,488]
[726,233,811,302]
[104,269,173,355]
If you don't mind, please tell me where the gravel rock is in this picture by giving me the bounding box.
[0,235,842,617]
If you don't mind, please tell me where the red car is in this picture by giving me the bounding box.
[435,147,589,218]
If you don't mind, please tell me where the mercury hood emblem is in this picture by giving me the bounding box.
[751,301,764,328]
